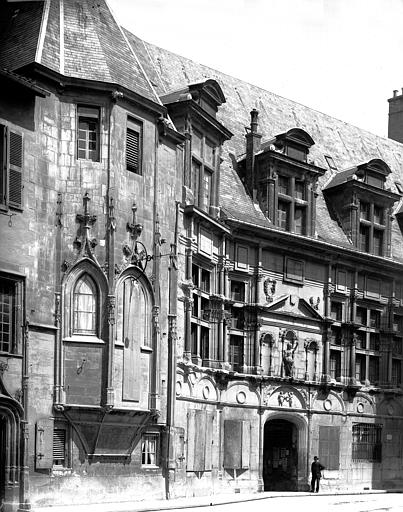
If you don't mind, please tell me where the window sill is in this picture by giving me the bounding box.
[64,335,105,344]
[140,345,153,353]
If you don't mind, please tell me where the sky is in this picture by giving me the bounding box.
[107,0,403,138]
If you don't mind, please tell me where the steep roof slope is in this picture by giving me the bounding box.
[0,0,159,103]
[125,30,403,263]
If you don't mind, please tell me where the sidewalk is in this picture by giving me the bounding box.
[32,488,401,512]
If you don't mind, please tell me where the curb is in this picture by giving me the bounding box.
[32,489,403,512]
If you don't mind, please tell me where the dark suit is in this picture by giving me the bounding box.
[311,460,325,492]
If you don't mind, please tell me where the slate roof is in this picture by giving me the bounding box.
[0,0,159,104]
[1,1,403,263]
[124,31,403,263]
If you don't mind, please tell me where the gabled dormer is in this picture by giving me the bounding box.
[160,79,232,218]
[238,110,326,237]
[324,159,400,257]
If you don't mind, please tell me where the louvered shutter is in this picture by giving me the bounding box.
[8,130,23,208]
[53,429,66,465]
[126,119,141,174]
[0,125,6,205]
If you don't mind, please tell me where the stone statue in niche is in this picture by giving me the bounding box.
[283,341,298,377]
[263,278,276,303]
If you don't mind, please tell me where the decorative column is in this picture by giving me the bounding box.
[349,332,357,385]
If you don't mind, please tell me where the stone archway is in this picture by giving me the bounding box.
[263,414,308,491]
[263,419,298,490]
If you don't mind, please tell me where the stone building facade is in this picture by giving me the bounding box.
[1,0,403,510]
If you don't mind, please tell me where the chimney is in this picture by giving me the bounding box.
[245,109,262,199]
[388,89,403,143]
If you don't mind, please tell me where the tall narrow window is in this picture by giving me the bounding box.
[277,201,289,230]
[201,170,212,211]
[329,352,341,380]
[229,335,243,370]
[294,206,306,235]
[126,118,142,174]
[77,106,100,161]
[73,274,97,335]
[359,226,370,252]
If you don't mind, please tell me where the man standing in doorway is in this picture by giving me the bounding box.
[311,456,325,492]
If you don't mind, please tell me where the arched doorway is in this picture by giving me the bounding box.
[263,419,298,491]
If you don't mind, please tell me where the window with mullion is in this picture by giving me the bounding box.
[359,225,370,252]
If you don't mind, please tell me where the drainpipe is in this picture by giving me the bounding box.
[165,202,180,499]
[18,317,30,512]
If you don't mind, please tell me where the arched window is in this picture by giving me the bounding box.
[73,274,97,335]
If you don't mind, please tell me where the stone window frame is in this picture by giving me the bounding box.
[62,260,108,344]
[0,272,24,355]
[77,105,100,162]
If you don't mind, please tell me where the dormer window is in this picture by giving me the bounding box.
[239,118,324,237]
[160,79,232,217]
[324,158,399,258]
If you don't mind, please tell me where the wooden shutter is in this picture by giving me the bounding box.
[223,420,250,469]
[122,278,141,401]
[8,130,23,208]
[319,426,340,470]
[0,125,6,205]
[241,421,250,469]
[36,418,54,469]
[126,119,141,174]
[186,410,215,472]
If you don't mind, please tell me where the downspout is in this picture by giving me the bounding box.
[151,124,161,413]
[165,201,180,500]
[18,315,30,511]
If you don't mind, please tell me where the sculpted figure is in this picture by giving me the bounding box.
[283,341,297,377]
